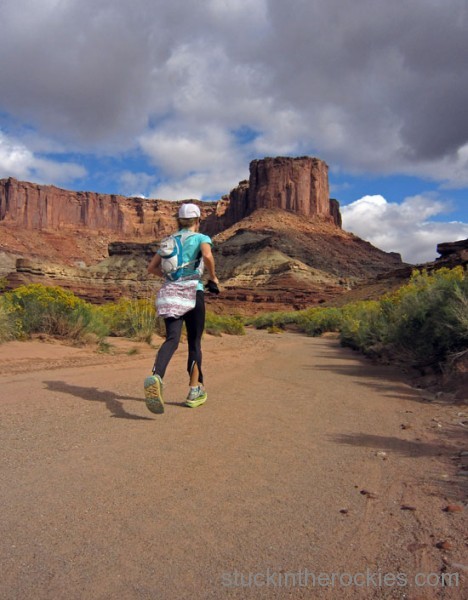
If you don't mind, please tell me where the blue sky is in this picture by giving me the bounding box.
[0,0,467,264]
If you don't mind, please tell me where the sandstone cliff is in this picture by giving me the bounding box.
[0,157,340,248]
[218,156,340,229]
[5,208,404,314]
[0,177,218,242]
[0,156,413,313]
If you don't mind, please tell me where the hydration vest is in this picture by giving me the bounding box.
[158,231,203,282]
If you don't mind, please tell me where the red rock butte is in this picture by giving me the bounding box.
[0,157,341,244]
[219,156,341,229]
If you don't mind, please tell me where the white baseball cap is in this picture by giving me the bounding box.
[178,203,201,218]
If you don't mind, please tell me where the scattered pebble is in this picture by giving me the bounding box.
[360,490,378,499]
[400,424,411,430]
[339,509,349,515]
[436,540,453,550]
[401,504,417,511]
[443,504,464,513]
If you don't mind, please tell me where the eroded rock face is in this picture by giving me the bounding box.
[250,156,330,217]
[0,157,341,254]
[436,239,468,267]
[0,178,219,241]
[219,156,340,228]
[0,157,367,312]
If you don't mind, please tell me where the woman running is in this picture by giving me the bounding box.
[144,203,219,413]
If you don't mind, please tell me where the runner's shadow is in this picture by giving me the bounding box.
[44,380,153,420]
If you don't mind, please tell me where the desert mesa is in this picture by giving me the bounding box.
[1,156,464,313]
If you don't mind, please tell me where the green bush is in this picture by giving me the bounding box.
[205,312,245,336]
[0,298,16,343]
[249,267,467,372]
[2,284,107,341]
[97,298,159,343]
[249,306,342,336]
[248,311,292,329]
[339,300,386,351]
[375,267,468,367]
[296,306,344,336]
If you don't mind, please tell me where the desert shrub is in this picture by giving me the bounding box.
[339,300,386,352]
[205,312,245,336]
[296,306,344,336]
[2,284,107,340]
[246,312,293,329]
[95,289,246,340]
[267,325,283,334]
[337,267,467,369]
[250,306,342,336]
[97,298,157,343]
[249,267,467,373]
[378,267,467,367]
[0,297,16,343]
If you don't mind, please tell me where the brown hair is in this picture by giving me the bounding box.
[177,217,200,229]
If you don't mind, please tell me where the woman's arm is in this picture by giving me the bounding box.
[148,253,163,277]
[200,243,219,284]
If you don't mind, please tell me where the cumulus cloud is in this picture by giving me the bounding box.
[0,0,466,180]
[0,0,467,245]
[341,195,468,264]
[0,131,86,184]
[118,171,156,198]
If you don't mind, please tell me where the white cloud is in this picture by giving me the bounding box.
[140,122,250,199]
[0,131,86,184]
[140,126,235,177]
[342,194,468,263]
[118,171,156,198]
[0,0,467,204]
[149,157,247,201]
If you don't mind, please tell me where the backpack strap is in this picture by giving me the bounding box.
[174,231,200,270]
[164,231,204,281]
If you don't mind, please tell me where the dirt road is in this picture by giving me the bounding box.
[0,331,466,599]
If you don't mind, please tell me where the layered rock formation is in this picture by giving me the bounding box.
[0,157,340,249]
[7,247,158,304]
[211,208,403,312]
[0,156,413,312]
[436,238,468,267]
[218,156,341,229]
[6,209,404,313]
[0,177,219,244]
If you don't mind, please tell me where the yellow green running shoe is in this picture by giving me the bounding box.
[185,386,207,408]
[144,374,164,414]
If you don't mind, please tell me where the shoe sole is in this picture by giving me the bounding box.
[185,393,207,408]
[144,376,164,414]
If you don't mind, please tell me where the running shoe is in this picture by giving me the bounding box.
[144,374,164,414]
[185,386,207,408]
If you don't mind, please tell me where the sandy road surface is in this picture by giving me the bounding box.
[0,330,467,600]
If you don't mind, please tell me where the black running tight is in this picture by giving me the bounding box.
[153,290,205,383]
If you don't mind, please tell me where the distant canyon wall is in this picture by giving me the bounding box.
[0,157,342,240]
[0,178,215,240]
